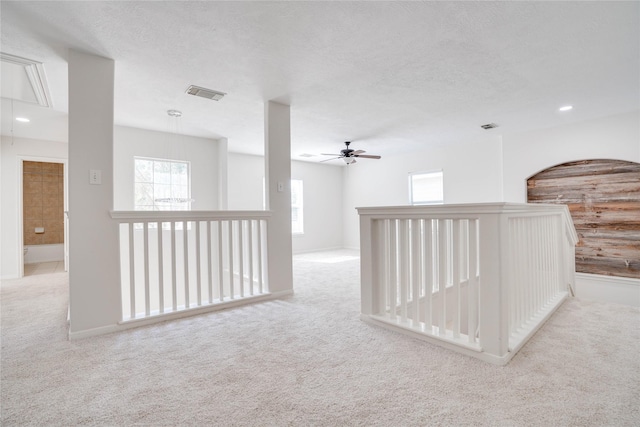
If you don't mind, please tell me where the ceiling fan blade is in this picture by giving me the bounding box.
[320,157,341,162]
[352,150,365,155]
[321,153,342,156]
[353,154,381,159]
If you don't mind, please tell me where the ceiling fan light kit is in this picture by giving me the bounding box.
[321,141,381,165]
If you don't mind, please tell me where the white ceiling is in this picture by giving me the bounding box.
[1,1,638,162]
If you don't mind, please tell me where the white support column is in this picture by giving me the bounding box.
[264,101,293,294]
[68,50,121,337]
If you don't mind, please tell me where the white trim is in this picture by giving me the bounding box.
[68,290,294,340]
[1,53,53,108]
[16,156,68,278]
[575,272,640,307]
[292,245,346,255]
[110,210,271,221]
[362,315,512,366]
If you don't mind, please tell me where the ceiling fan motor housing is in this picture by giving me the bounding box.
[341,141,353,157]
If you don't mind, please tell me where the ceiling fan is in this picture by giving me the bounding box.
[321,141,382,165]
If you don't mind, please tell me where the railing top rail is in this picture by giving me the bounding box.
[357,202,567,216]
[357,202,578,245]
[110,210,272,222]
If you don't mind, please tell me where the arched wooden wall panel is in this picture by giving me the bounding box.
[527,159,640,279]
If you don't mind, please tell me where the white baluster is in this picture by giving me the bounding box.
[217,221,224,301]
[228,220,235,299]
[423,219,433,332]
[238,220,244,297]
[158,222,164,313]
[144,222,150,316]
[128,222,136,319]
[248,220,254,296]
[257,220,264,294]
[437,219,447,336]
[468,219,478,344]
[183,220,189,309]
[195,220,202,306]
[171,221,177,311]
[389,220,397,320]
[376,219,387,315]
[399,220,409,323]
[452,219,460,338]
[206,221,213,304]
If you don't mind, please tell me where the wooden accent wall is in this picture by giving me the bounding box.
[527,159,640,279]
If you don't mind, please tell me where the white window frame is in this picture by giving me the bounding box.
[409,170,444,205]
[291,179,304,235]
[134,157,192,211]
[262,178,304,235]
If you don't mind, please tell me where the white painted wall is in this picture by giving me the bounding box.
[342,136,504,249]
[227,152,344,254]
[227,152,264,210]
[0,136,67,279]
[291,161,343,253]
[502,110,640,202]
[113,125,221,210]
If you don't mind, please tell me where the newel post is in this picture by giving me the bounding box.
[359,211,375,316]
[476,212,510,357]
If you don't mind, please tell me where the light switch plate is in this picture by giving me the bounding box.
[277,181,284,192]
[90,169,102,185]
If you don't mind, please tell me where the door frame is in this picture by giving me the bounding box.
[17,155,68,277]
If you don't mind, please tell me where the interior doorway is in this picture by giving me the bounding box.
[19,157,68,278]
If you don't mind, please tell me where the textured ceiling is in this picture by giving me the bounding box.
[1,1,638,161]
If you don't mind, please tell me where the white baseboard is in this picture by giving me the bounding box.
[68,324,122,340]
[68,289,294,340]
[292,246,345,255]
[24,244,64,264]
[575,273,640,307]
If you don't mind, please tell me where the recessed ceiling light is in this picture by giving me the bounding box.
[559,105,573,112]
[15,117,30,122]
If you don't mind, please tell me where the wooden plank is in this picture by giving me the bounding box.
[528,159,640,279]
[531,160,640,180]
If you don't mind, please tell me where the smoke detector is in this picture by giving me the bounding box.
[186,85,226,101]
[480,123,498,130]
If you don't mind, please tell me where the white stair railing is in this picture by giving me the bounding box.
[111,211,270,323]
[358,203,578,365]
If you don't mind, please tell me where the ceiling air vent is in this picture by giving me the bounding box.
[186,85,226,101]
[480,123,498,130]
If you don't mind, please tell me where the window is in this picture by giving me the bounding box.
[291,179,304,234]
[261,178,304,234]
[409,170,443,205]
[134,157,191,211]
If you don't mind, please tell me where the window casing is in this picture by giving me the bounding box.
[291,179,304,235]
[134,157,191,211]
[409,170,444,205]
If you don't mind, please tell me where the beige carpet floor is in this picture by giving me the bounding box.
[1,250,639,426]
